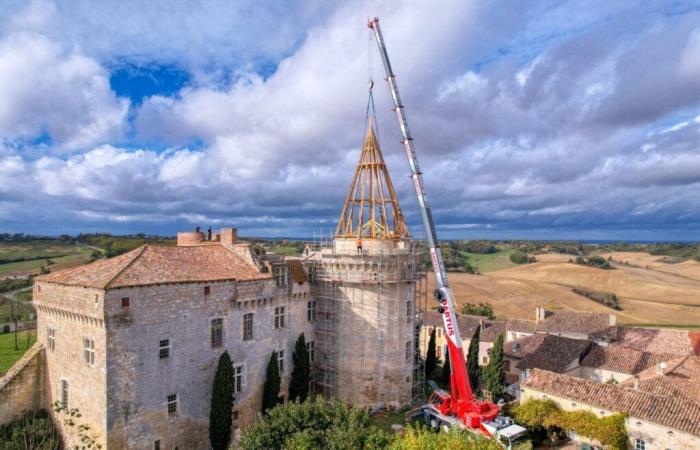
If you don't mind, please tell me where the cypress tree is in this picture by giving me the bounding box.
[262,351,281,413]
[289,333,310,402]
[425,328,437,378]
[209,351,235,450]
[441,349,451,387]
[467,325,481,396]
[484,333,506,399]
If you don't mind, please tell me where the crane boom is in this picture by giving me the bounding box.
[368,17,500,431]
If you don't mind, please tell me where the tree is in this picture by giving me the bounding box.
[425,328,437,378]
[262,351,281,413]
[289,333,310,402]
[467,325,481,397]
[209,351,235,450]
[484,333,505,399]
[240,397,389,450]
[389,425,502,450]
[441,349,451,387]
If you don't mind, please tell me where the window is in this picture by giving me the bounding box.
[83,337,95,365]
[121,297,130,308]
[154,441,160,450]
[204,285,210,295]
[634,439,646,450]
[274,306,285,329]
[405,341,412,361]
[307,341,315,363]
[159,339,170,359]
[274,266,287,287]
[233,365,244,393]
[406,300,412,317]
[47,327,55,351]
[437,328,442,338]
[94,294,98,304]
[278,350,285,373]
[482,356,488,364]
[232,410,239,429]
[211,318,223,348]
[167,394,177,415]
[243,313,254,341]
[60,380,69,408]
[307,301,316,322]
[504,360,511,371]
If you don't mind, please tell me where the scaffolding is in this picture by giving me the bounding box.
[310,242,427,407]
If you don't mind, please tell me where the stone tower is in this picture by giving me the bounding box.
[311,119,425,409]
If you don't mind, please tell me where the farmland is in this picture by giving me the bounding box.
[0,240,93,276]
[430,251,700,328]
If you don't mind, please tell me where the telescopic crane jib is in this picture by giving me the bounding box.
[367,17,503,435]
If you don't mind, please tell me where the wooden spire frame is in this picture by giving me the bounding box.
[335,118,409,240]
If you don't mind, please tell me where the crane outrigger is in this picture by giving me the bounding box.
[367,17,527,447]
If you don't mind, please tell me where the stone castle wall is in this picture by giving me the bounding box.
[0,343,45,425]
[103,276,313,449]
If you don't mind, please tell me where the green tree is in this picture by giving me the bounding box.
[467,325,481,397]
[484,333,505,399]
[209,351,235,450]
[262,351,281,413]
[289,333,311,402]
[239,397,388,450]
[389,425,502,450]
[441,349,451,387]
[425,328,437,378]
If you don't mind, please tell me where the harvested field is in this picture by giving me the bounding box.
[429,252,700,327]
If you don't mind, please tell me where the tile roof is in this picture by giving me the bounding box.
[480,320,507,342]
[620,355,700,404]
[692,332,700,356]
[37,244,268,289]
[287,259,308,284]
[506,319,536,334]
[522,369,700,437]
[615,327,691,356]
[581,344,677,375]
[536,310,615,338]
[507,334,591,373]
[423,310,483,338]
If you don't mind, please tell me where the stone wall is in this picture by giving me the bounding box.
[521,386,700,449]
[34,281,108,449]
[0,343,45,425]
[577,366,632,384]
[103,275,313,449]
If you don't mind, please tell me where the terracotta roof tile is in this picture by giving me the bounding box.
[620,355,700,404]
[506,319,536,334]
[423,310,483,338]
[288,259,308,284]
[508,334,591,373]
[536,310,614,338]
[480,320,507,342]
[37,244,268,289]
[522,369,700,437]
[615,327,691,356]
[581,344,677,375]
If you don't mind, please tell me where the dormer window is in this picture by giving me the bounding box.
[274,266,288,287]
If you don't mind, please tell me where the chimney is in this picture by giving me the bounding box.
[656,362,667,375]
[608,314,617,326]
[220,227,238,246]
[632,376,639,389]
[536,307,547,321]
[207,227,212,241]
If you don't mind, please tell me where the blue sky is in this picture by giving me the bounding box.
[0,0,699,240]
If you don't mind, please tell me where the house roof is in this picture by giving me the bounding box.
[481,320,507,342]
[522,369,700,437]
[509,334,591,373]
[620,355,700,404]
[36,244,268,289]
[536,310,615,338]
[581,344,677,375]
[615,327,691,356]
[423,310,483,338]
[691,332,700,356]
[287,259,308,284]
[506,319,536,334]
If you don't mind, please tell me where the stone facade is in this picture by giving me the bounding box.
[0,343,45,424]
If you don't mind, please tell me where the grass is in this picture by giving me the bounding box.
[269,245,303,256]
[0,330,36,375]
[459,249,517,273]
[0,241,92,275]
[371,409,408,433]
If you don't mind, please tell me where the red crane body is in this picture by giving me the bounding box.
[367,17,500,434]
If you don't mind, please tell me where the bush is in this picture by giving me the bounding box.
[389,425,501,450]
[239,397,388,450]
[509,252,536,265]
[572,287,621,310]
[0,410,62,450]
[460,303,495,319]
[574,255,612,269]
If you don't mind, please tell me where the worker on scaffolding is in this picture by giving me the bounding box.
[356,237,363,255]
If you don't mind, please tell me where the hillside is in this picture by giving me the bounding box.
[430,251,700,328]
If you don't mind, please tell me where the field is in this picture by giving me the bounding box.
[0,241,93,276]
[430,251,700,328]
[460,248,517,273]
[0,330,36,375]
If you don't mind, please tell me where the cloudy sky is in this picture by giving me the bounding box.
[1,0,699,240]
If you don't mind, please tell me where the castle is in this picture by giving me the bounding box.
[0,121,424,449]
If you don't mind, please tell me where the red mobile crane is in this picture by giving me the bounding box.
[367,18,527,446]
